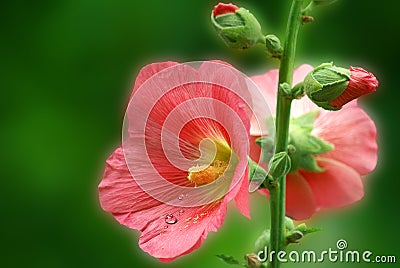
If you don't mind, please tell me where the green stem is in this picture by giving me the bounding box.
[268,1,304,268]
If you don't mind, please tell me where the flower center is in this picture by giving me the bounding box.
[187,138,232,187]
[187,160,229,186]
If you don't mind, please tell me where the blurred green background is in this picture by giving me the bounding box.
[1,0,398,267]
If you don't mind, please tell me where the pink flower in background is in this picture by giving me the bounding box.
[98,61,252,261]
[250,65,378,220]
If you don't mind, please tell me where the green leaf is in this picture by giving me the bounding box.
[216,254,245,266]
[285,223,322,245]
[302,227,323,235]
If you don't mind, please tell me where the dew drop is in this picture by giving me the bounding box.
[164,225,168,229]
[178,194,184,200]
[165,214,178,224]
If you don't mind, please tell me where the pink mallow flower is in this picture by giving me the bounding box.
[250,64,378,220]
[98,61,252,261]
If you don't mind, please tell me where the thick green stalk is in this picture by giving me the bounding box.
[268,1,304,268]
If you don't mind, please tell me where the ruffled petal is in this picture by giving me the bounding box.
[301,157,364,208]
[313,102,378,175]
[99,147,230,262]
[132,61,179,95]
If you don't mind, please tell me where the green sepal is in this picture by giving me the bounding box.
[291,82,305,99]
[279,82,292,96]
[214,13,245,27]
[285,222,322,245]
[299,154,324,172]
[304,62,350,110]
[248,157,268,187]
[288,111,334,172]
[291,110,319,131]
[294,223,322,235]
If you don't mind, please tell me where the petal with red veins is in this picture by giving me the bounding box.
[131,61,179,97]
[99,147,230,262]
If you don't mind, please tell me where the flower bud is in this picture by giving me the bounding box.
[265,34,282,58]
[268,152,291,179]
[304,63,378,110]
[246,253,262,268]
[211,3,264,50]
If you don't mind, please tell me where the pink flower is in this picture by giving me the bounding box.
[213,3,239,17]
[250,65,378,220]
[330,67,379,109]
[98,61,252,261]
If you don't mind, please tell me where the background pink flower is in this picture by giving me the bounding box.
[99,61,252,261]
[250,65,378,220]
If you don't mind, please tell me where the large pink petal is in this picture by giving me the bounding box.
[138,200,227,262]
[132,61,179,95]
[301,157,364,208]
[233,168,251,218]
[99,147,230,262]
[99,147,162,230]
[313,102,378,175]
[285,172,317,220]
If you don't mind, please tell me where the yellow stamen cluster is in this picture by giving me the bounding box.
[187,160,228,186]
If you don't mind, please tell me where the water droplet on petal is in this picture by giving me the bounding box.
[178,194,184,200]
[165,214,178,224]
[164,225,168,229]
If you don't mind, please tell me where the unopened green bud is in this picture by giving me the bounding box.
[268,152,291,179]
[303,62,350,110]
[246,253,262,268]
[285,216,295,231]
[265,34,282,58]
[211,3,265,50]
